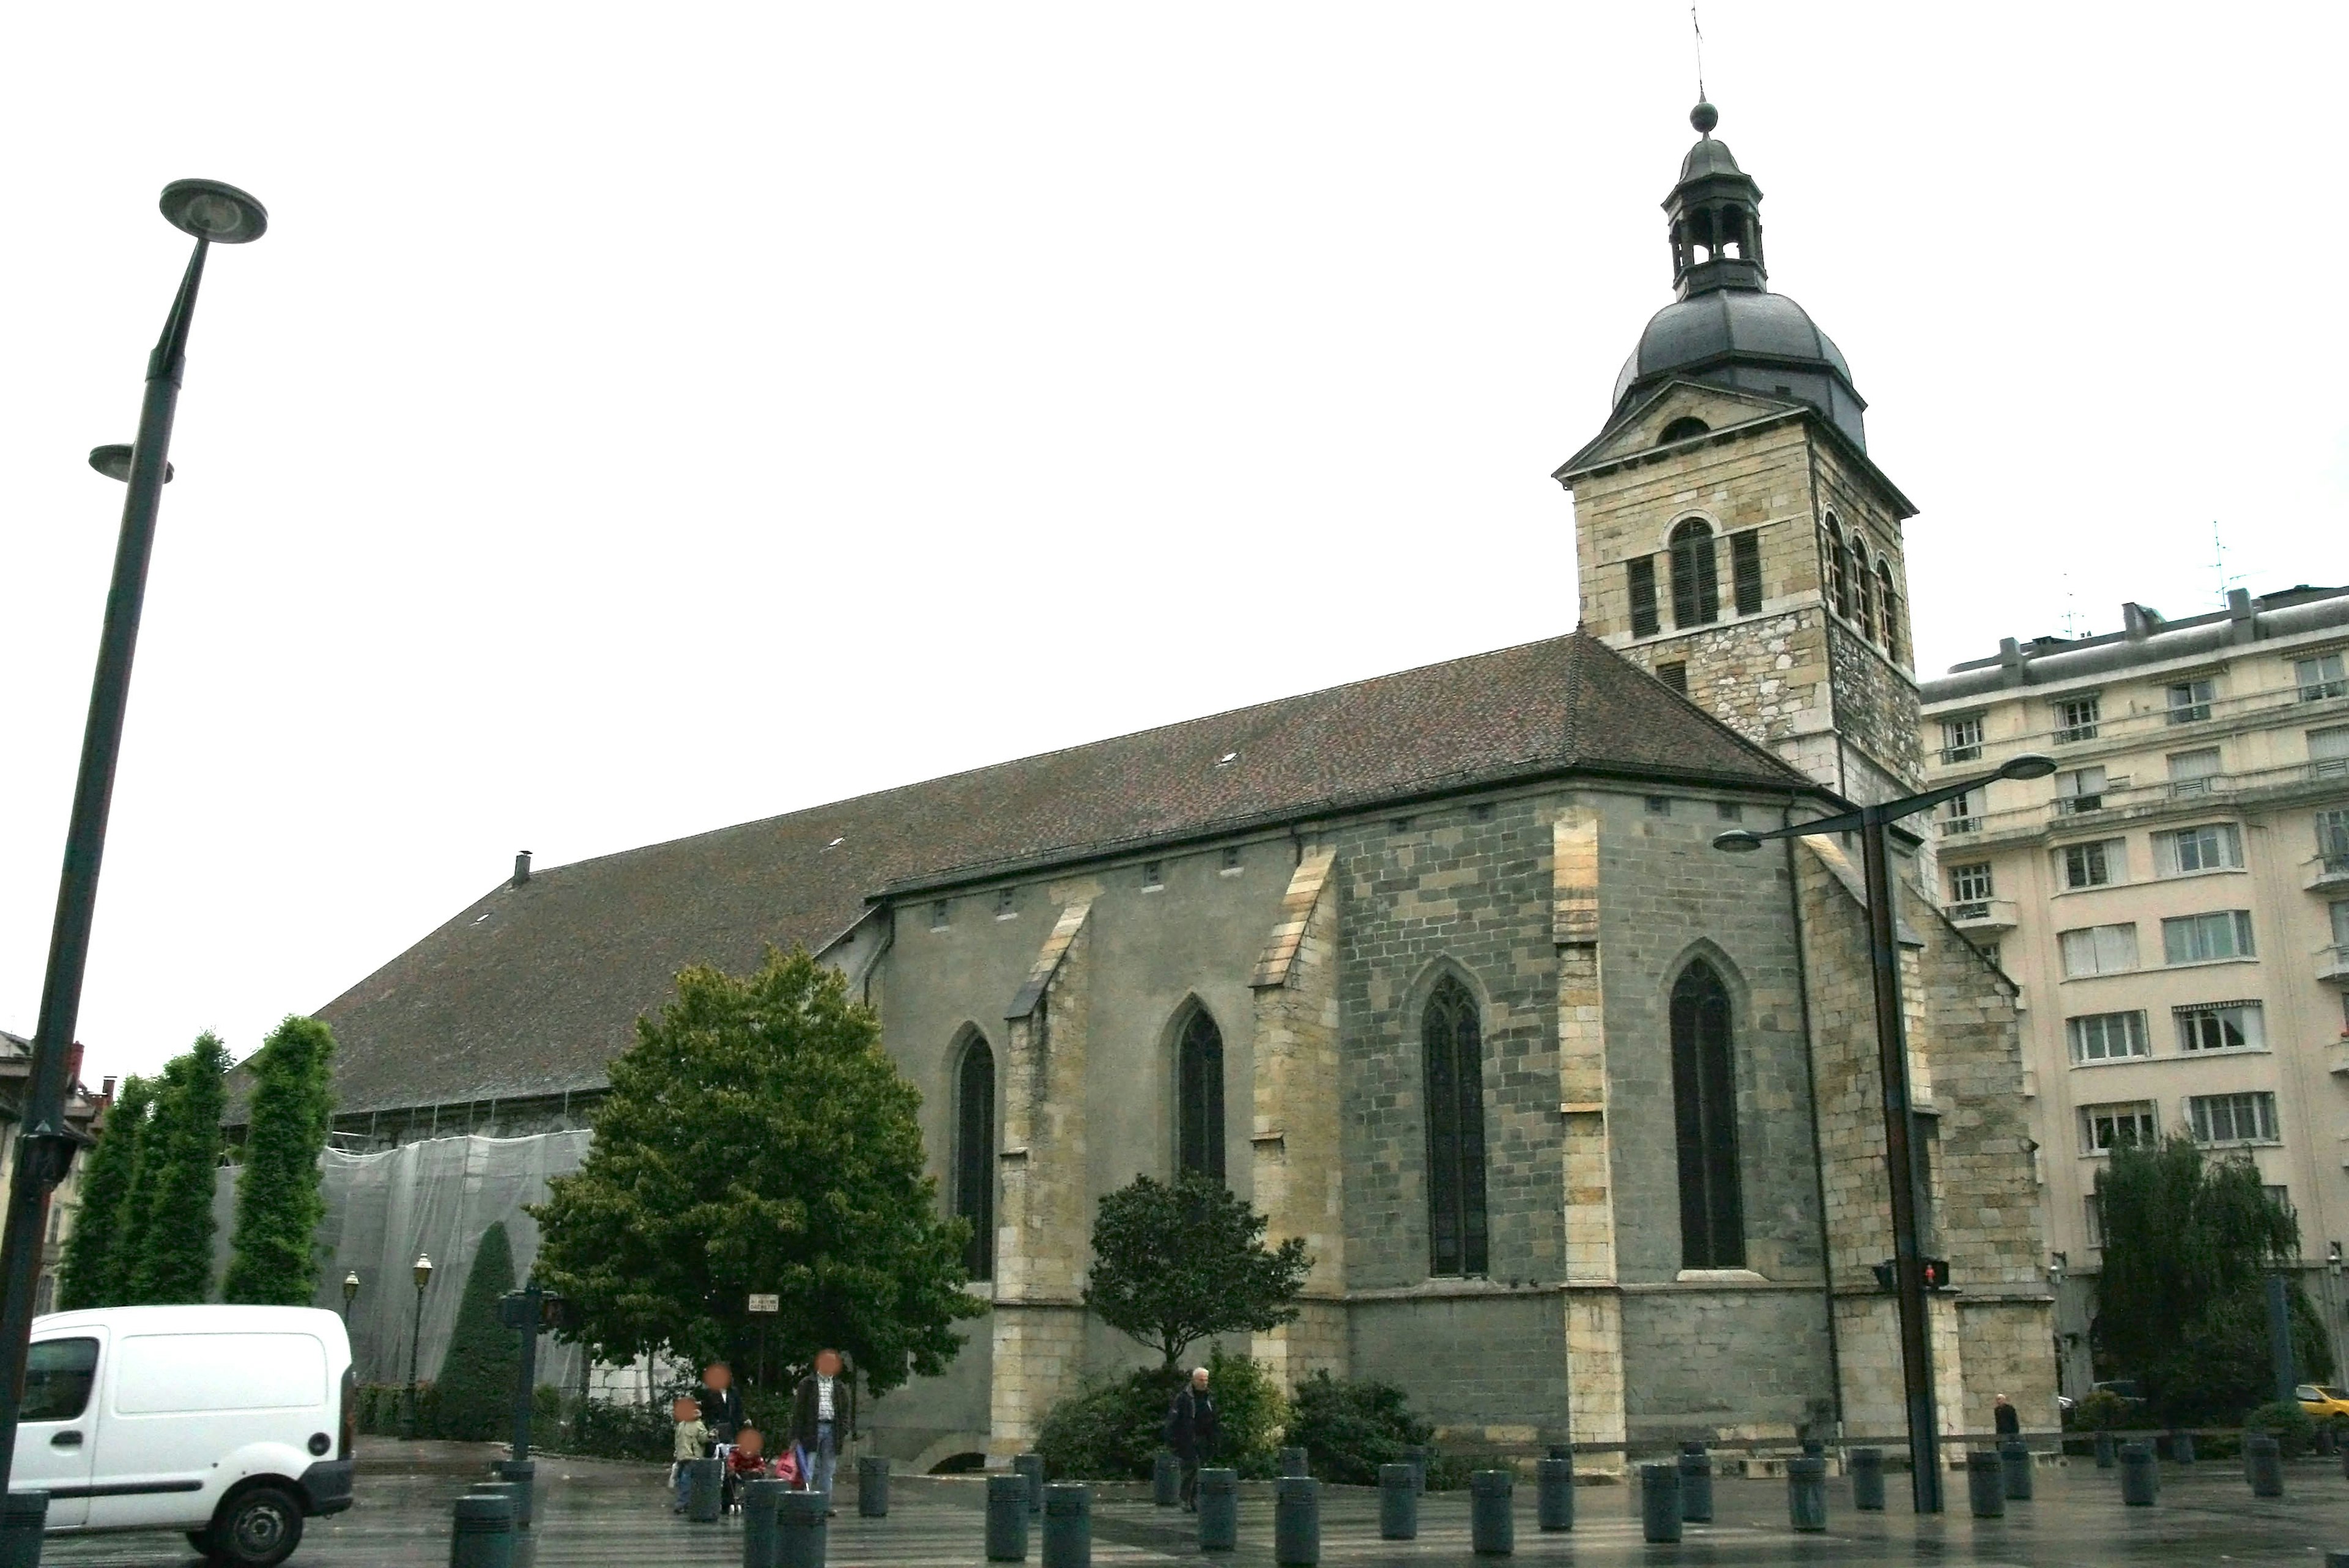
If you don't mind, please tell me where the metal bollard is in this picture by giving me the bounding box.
[742,1478,785,1568]
[687,1459,724,1523]
[1965,1451,2005,1518]
[1197,1469,1239,1553]
[1404,1444,1428,1495]
[1535,1455,1574,1533]
[2341,1439,2348,1482]
[1677,1443,1712,1524]
[2093,1430,2116,1470]
[1279,1446,1309,1478]
[1378,1462,1417,1540]
[1787,1456,1826,1533]
[1153,1452,1180,1507]
[985,1474,1030,1562]
[1999,1439,2033,1501]
[450,1492,515,1568]
[1469,1470,1513,1556]
[494,1459,536,1529]
[1274,1476,1319,1566]
[1640,1463,1681,1542]
[1849,1446,1885,1512]
[2245,1431,2284,1498]
[2172,1430,2196,1465]
[1041,1483,1090,1568]
[2118,1441,2158,1507]
[777,1488,828,1568]
[2325,1553,2349,1568]
[1014,1454,1045,1514]
[857,1455,889,1518]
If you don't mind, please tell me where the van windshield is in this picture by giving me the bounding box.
[23,1338,97,1423]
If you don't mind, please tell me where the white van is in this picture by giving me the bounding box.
[9,1304,354,1567]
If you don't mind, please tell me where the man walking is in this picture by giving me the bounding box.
[792,1348,857,1515]
[1167,1365,1216,1511]
[1993,1394,2020,1438]
[697,1361,744,1447]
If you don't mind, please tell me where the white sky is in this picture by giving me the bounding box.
[4,5,2343,1085]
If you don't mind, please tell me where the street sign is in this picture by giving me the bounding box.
[748,1293,779,1313]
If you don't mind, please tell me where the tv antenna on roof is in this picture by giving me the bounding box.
[2210,521,2246,606]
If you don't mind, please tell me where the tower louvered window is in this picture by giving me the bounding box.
[955,1036,996,1280]
[1628,556,1660,636]
[1423,978,1490,1277]
[1669,519,1719,628]
[1671,960,1745,1268]
[1731,532,1762,615]
[1177,1008,1226,1182]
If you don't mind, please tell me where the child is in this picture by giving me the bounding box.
[671,1395,709,1514]
[724,1426,770,1511]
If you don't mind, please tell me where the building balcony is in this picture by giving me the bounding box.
[2307,855,2349,894]
[2317,945,2349,987]
[2328,1037,2349,1077]
[1946,897,2019,933]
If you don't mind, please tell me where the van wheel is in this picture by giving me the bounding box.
[207,1485,305,1568]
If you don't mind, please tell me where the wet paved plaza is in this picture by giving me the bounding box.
[34,1439,2349,1567]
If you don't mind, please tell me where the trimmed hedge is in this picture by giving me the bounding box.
[1286,1372,1433,1485]
[354,1382,675,1463]
[2244,1399,2315,1458]
[1036,1350,1286,1480]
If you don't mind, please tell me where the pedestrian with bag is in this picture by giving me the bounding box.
[1166,1365,1216,1511]
[791,1348,857,1516]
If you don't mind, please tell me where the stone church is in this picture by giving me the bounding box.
[297,103,2055,1470]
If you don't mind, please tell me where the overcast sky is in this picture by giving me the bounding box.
[4,5,2342,1085]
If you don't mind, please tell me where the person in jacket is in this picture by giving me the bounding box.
[1993,1394,2020,1437]
[696,1361,744,1447]
[670,1395,709,1514]
[1167,1365,1217,1510]
[790,1349,857,1514]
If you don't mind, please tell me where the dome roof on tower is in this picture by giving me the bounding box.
[1611,288,1866,447]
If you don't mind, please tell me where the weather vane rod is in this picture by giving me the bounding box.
[1692,5,1707,102]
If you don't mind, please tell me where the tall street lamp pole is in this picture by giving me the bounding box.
[343,1270,361,1325]
[1714,750,2055,1514]
[406,1254,434,1438]
[0,182,266,1534]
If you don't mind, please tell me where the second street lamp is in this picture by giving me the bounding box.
[1713,749,2055,1514]
[343,1269,361,1324]
[406,1254,434,1438]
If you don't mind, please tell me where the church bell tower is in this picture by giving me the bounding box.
[1553,102,1924,804]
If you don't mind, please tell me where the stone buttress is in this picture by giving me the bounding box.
[1553,808,1627,1465]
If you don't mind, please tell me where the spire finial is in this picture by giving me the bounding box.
[1689,6,1716,135]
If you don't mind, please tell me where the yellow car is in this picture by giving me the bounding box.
[2297,1383,2349,1421]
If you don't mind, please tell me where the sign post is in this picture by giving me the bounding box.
[749,1293,779,1397]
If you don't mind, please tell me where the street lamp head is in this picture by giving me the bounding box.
[1711,829,1764,853]
[87,445,172,484]
[413,1254,433,1291]
[160,179,267,244]
[1997,752,2058,782]
[343,1269,360,1301]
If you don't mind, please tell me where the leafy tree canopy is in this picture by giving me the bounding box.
[128,1033,230,1305]
[57,1076,152,1312]
[529,947,982,1397]
[223,1016,338,1306]
[1083,1172,1310,1369]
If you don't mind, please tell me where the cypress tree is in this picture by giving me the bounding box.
[129,1033,231,1305]
[56,1076,152,1311]
[433,1221,521,1441]
[223,1017,338,1305]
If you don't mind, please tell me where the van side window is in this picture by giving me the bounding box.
[21,1338,97,1422]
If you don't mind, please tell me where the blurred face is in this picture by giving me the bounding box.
[738,1429,763,1457]
[674,1397,699,1422]
[705,1364,732,1391]
[816,1350,842,1378]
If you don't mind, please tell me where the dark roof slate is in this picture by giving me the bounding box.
[306,630,1809,1117]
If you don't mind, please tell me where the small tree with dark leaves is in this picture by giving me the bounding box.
[1083,1173,1310,1370]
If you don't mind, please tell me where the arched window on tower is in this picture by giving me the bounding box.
[1669,518,1720,629]
[1658,415,1710,446]
[954,1033,996,1280]
[1824,517,1852,620]
[1423,976,1490,1277]
[1877,560,1904,663]
[1853,538,1876,642]
[1176,1006,1226,1183]
[1670,960,1745,1269]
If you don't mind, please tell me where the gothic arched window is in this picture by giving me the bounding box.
[954,1034,996,1280]
[1423,977,1490,1277]
[1824,518,1852,620]
[1670,960,1745,1269]
[1854,538,1877,642]
[1877,560,1903,662]
[1668,518,1720,629]
[1176,1006,1226,1182]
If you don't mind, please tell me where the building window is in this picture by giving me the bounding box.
[1824,518,1852,619]
[2059,922,2140,977]
[1671,959,1744,1269]
[1940,715,1984,764]
[1142,861,1164,890]
[2084,1194,2104,1247]
[2310,725,2349,779]
[995,890,1018,918]
[2187,1091,2278,1146]
[1645,796,1671,816]
[2154,822,2243,876]
[2066,1011,2149,1063]
[1975,940,2002,971]
[1948,862,1994,902]
[1469,803,1494,823]
[2332,898,2349,947]
[1422,977,1490,1277]
[2058,839,2122,889]
[1853,540,1877,642]
[1659,415,1711,444]
[930,900,951,931]
[1176,1006,1226,1183]
[1731,532,1763,615]
[954,1035,996,1280]
[1669,519,1720,629]
[2161,910,2255,965]
[2054,696,2102,744]
[1877,560,1903,663]
[2079,1100,2158,1153]
[2168,747,2224,797]
[2320,809,2349,869]
[1716,800,1742,821]
[2167,678,2215,724]
[1220,846,1244,872]
[1656,661,1688,695]
[1941,789,1980,835]
[2263,1185,2293,1219]
[1628,556,1660,637]
[2295,650,2347,702]
[2055,766,2107,814]
[2175,1000,2265,1053]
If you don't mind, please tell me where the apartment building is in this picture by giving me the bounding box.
[1918,584,2349,1395]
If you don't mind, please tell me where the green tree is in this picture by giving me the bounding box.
[223,1016,338,1305]
[56,1076,153,1311]
[1083,1172,1311,1369]
[128,1033,231,1304]
[529,947,982,1399]
[434,1221,521,1441]
[2093,1134,2330,1424]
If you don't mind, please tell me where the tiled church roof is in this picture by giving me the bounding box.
[305,630,1811,1117]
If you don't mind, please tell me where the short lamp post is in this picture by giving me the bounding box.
[342,1269,360,1324]
[1713,749,2056,1514]
[405,1254,434,1437]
